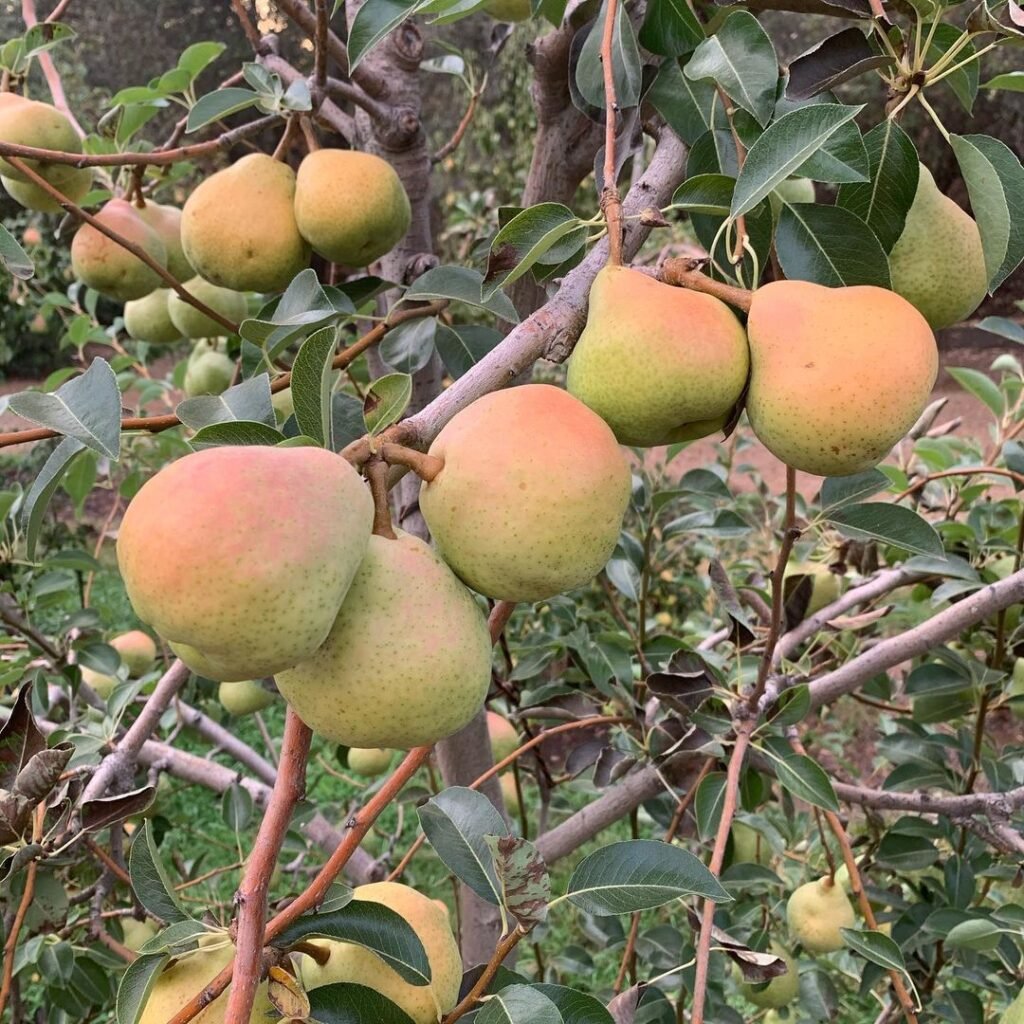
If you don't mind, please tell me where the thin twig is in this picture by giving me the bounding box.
[0,805,44,1017]
[442,927,527,1024]
[599,0,623,265]
[432,86,482,163]
[314,0,329,91]
[229,0,265,52]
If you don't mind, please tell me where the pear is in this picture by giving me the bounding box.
[183,351,235,397]
[81,665,116,699]
[784,562,840,618]
[500,773,520,816]
[1007,657,1024,719]
[787,875,856,953]
[888,165,987,330]
[294,150,411,267]
[138,201,193,282]
[487,711,519,763]
[420,384,631,601]
[347,747,395,777]
[120,918,157,952]
[0,95,82,185]
[71,199,168,301]
[117,446,373,681]
[181,152,310,293]
[740,942,799,1009]
[1002,988,1024,1024]
[746,281,938,477]
[124,290,181,345]
[218,679,276,715]
[111,630,157,676]
[2,165,91,212]
[730,821,772,866]
[484,0,532,19]
[770,177,815,218]
[271,387,294,424]
[139,933,273,1024]
[567,266,749,446]
[276,532,491,748]
[299,882,462,1024]
[168,277,247,338]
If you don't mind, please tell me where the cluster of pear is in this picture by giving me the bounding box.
[79,629,157,699]
[115,384,630,751]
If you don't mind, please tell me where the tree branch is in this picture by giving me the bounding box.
[21,0,84,137]
[599,0,623,265]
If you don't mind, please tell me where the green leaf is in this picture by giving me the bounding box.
[694,771,727,841]
[775,203,890,288]
[185,87,260,132]
[306,983,417,1024]
[639,0,704,57]
[128,821,189,924]
[115,952,169,1024]
[731,103,864,217]
[947,366,1004,417]
[379,317,437,375]
[575,0,643,109]
[434,324,503,379]
[477,985,564,1024]
[684,12,778,127]
[137,920,208,956]
[291,327,338,448]
[771,752,840,811]
[403,264,519,323]
[189,420,285,449]
[272,900,431,986]
[669,173,734,215]
[348,0,421,70]
[175,374,275,431]
[767,684,811,727]
[836,120,919,252]
[819,469,889,511]
[646,59,717,145]
[979,315,1024,343]
[825,502,943,557]
[0,223,33,280]
[786,27,892,100]
[944,918,1004,951]
[21,437,85,561]
[221,783,253,831]
[8,358,121,459]
[840,928,909,976]
[950,133,1024,291]
[983,71,1024,91]
[534,986,613,1024]
[795,121,869,184]
[565,839,731,915]
[363,373,412,434]
[418,787,508,907]
[177,41,226,79]
[240,268,345,359]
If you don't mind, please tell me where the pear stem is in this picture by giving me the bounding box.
[659,258,754,313]
[365,458,397,539]
[599,0,623,266]
[379,442,444,483]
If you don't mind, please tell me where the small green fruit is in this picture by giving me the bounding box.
[111,630,158,676]
[168,277,248,339]
[124,290,181,345]
[81,666,116,699]
[2,165,91,213]
[347,747,394,777]
[787,875,856,953]
[740,942,799,1009]
[184,351,235,397]
[731,821,772,866]
[219,680,276,716]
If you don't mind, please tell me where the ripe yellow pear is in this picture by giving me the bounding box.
[71,199,168,301]
[138,201,193,282]
[111,630,157,676]
[784,563,840,617]
[294,150,411,267]
[116,446,373,681]
[348,747,395,777]
[740,942,799,1009]
[276,532,490,748]
[787,875,856,953]
[120,918,157,952]
[746,281,938,477]
[168,278,247,338]
[2,165,91,212]
[81,665,116,699]
[0,95,82,185]
[567,266,749,446]
[888,165,987,330]
[184,351,235,397]
[484,0,532,18]
[487,711,519,763]
[139,934,273,1024]
[299,882,462,1024]
[730,821,771,866]
[181,153,310,293]
[218,679,276,715]
[124,289,181,345]
[420,385,631,601]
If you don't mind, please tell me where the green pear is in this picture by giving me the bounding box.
[347,747,395,777]
[2,165,91,213]
[299,882,462,1024]
[184,351,235,397]
[1003,989,1024,1024]
[81,665,116,699]
[731,821,772,866]
[121,918,158,952]
[271,387,294,423]
[71,199,168,301]
[787,875,856,953]
[1008,658,1024,719]
[277,532,491,749]
[740,942,799,1009]
[888,165,987,330]
[111,630,157,676]
[567,266,748,446]
[137,202,193,282]
[420,385,631,601]
[181,152,310,293]
[294,150,411,267]
[124,290,181,345]
[770,177,815,219]
[764,1010,795,1024]
[0,94,82,185]
[784,562,840,617]
[746,280,938,476]
[168,277,247,338]
[218,679,276,715]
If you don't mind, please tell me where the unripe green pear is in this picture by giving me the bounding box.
[764,1010,795,1024]
[787,875,856,953]
[730,821,771,866]
[2,165,91,213]
[137,201,193,282]
[1008,658,1024,719]
[484,0,532,19]
[71,199,168,301]
[111,630,158,676]
[500,772,520,816]
[294,150,411,267]
[0,95,82,185]
[420,385,631,601]
[784,562,840,617]
[81,665,116,699]
[1002,988,1024,1023]
[347,747,395,777]
[487,711,519,764]
[139,933,273,1024]
[181,153,310,293]
[218,679,276,715]
[277,532,490,748]
[299,882,462,1024]
[117,446,373,681]
[740,942,799,1009]
[746,281,938,477]
[567,266,748,446]
[169,278,248,339]
[124,290,181,345]
[888,165,987,330]
[121,918,158,952]
[183,351,235,397]
[271,387,294,423]
[769,177,815,218]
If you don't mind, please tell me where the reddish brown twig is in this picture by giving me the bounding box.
[229,0,265,52]
[599,0,623,265]
[432,87,481,164]
[664,756,716,843]
[0,805,45,1017]
[45,0,74,21]
[22,0,83,136]
[660,258,754,312]
[613,912,641,993]
[84,838,132,885]
[442,926,527,1024]
[225,711,313,1024]
[892,465,1024,504]
[488,601,517,645]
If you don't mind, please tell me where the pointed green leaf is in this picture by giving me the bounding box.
[291,326,338,448]
[0,223,33,280]
[363,373,412,434]
[306,983,417,1024]
[21,437,85,560]
[477,985,564,1024]
[825,502,943,557]
[776,203,890,287]
[185,87,260,132]
[115,952,170,1024]
[128,821,189,924]
[176,374,275,431]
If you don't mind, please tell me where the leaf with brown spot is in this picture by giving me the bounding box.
[484,835,550,928]
[0,683,46,789]
[684,908,786,981]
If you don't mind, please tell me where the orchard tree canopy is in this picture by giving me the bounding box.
[1,0,1024,1023]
